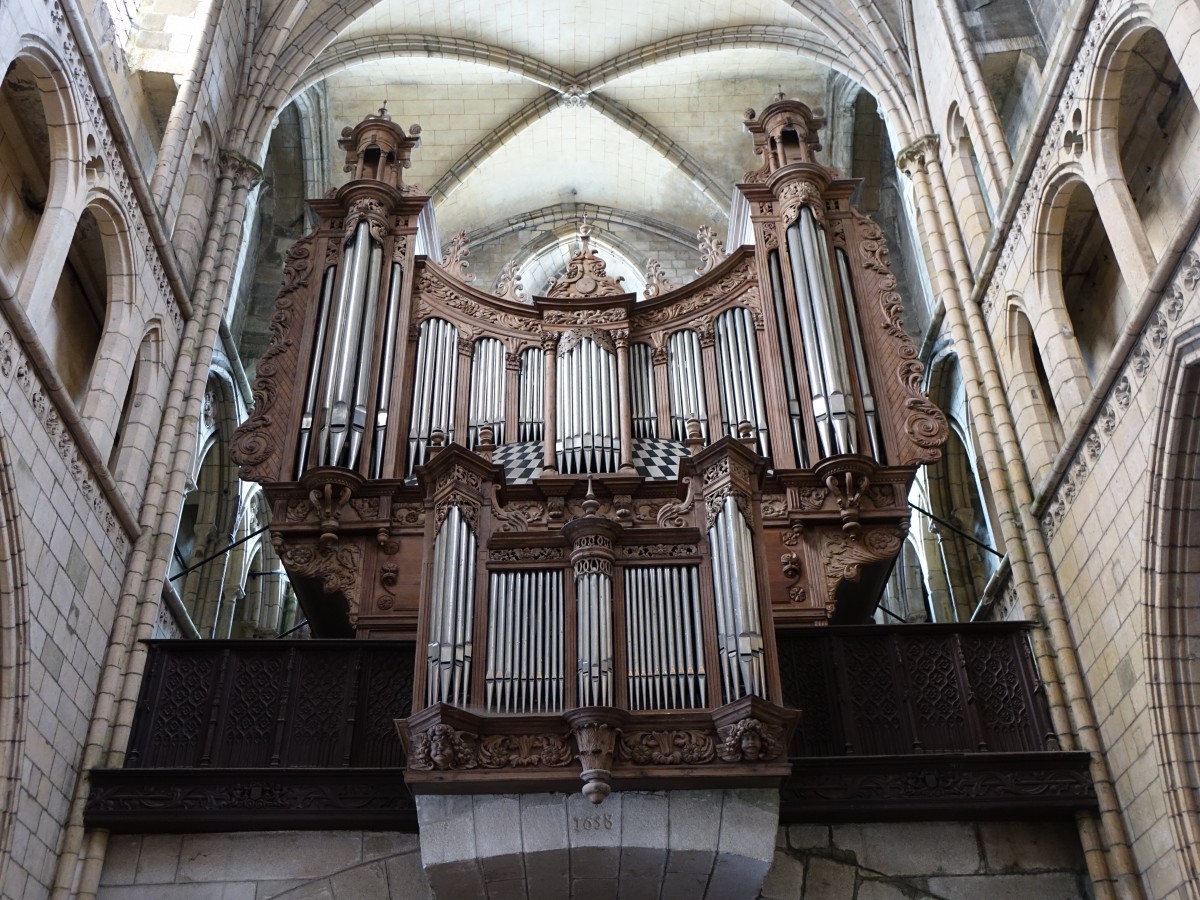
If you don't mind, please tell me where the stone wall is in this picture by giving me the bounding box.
[761,820,1090,900]
[98,831,430,900]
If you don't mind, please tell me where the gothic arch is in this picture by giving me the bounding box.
[1145,324,1200,897]
[1090,15,1200,264]
[1033,169,1125,400]
[2,43,86,307]
[0,424,29,892]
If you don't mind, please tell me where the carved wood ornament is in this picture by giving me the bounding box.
[229,97,948,803]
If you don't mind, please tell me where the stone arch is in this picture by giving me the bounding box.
[921,351,1000,622]
[74,192,141,448]
[1004,296,1062,487]
[943,102,993,263]
[0,423,29,892]
[171,121,217,284]
[174,370,243,634]
[2,43,85,305]
[109,322,167,507]
[1091,17,1200,262]
[1144,324,1200,896]
[1034,170,1131,394]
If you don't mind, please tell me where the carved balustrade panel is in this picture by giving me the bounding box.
[128,641,415,770]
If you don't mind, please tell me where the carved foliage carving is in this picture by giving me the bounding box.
[853,209,948,464]
[618,730,715,765]
[232,234,318,481]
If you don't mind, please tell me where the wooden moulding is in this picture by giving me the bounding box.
[780,751,1097,822]
[396,696,800,800]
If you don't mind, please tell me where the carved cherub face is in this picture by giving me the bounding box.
[740,728,764,760]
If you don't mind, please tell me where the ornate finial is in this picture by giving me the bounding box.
[440,231,476,283]
[495,259,527,302]
[643,259,674,300]
[695,225,726,276]
[774,85,786,102]
[544,217,626,298]
[377,106,391,120]
[582,477,600,516]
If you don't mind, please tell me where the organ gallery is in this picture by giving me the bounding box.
[231,95,950,801]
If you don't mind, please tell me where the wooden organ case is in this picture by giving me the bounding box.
[232,99,949,801]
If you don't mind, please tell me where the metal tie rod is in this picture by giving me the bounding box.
[168,524,272,582]
[906,501,1004,558]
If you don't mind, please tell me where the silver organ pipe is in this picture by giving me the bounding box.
[407,317,459,475]
[426,505,476,707]
[518,347,544,442]
[468,337,506,447]
[767,250,808,465]
[485,570,564,713]
[316,220,385,469]
[624,565,706,710]
[629,342,657,439]
[836,248,885,460]
[556,337,619,473]
[715,308,770,457]
[576,565,613,707]
[667,330,708,441]
[786,207,858,458]
[709,495,765,701]
[369,261,404,478]
[295,265,338,475]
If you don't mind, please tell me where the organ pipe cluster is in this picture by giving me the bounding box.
[233,98,948,783]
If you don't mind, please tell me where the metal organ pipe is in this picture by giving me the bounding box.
[315,220,385,469]
[556,338,619,473]
[624,566,706,710]
[407,318,459,475]
[485,570,564,713]
[518,348,544,442]
[667,330,708,441]
[708,496,766,701]
[767,250,808,465]
[468,337,506,447]
[715,308,770,457]
[629,343,657,439]
[786,207,859,458]
[295,266,338,475]
[370,261,403,478]
[836,249,885,460]
[426,505,476,707]
[576,566,613,707]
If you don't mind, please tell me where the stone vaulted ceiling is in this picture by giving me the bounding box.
[249,0,912,290]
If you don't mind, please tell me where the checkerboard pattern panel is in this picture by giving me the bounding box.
[492,441,544,484]
[490,438,688,483]
[631,438,687,480]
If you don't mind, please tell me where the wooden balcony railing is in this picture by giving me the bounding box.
[86,641,418,833]
[777,622,1057,756]
[776,622,1094,820]
[86,625,1095,831]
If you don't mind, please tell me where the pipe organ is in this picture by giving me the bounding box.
[233,98,948,800]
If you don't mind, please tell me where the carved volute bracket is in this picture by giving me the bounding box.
[822,524,908,615]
